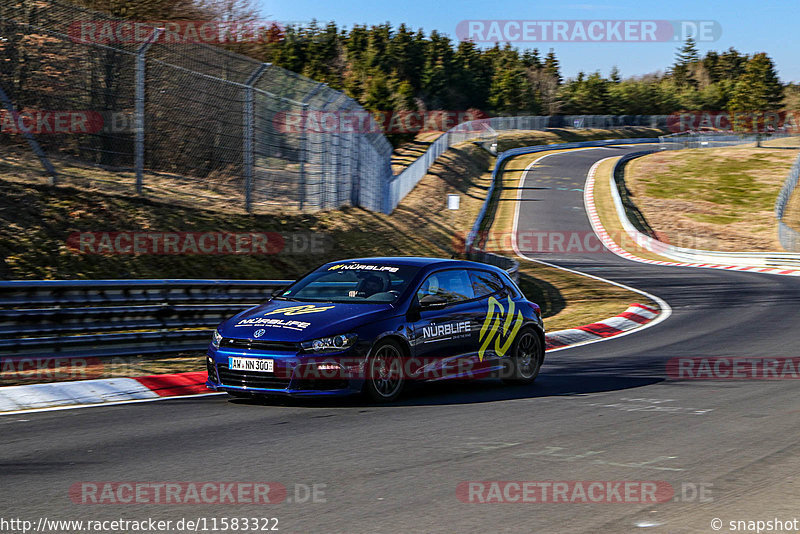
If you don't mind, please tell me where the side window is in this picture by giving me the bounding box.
[469,270,505,298]
[417,269,475,304]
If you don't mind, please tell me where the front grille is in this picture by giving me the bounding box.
[217,364,292,390]
[291,377,350,391]
[220,338,299,351]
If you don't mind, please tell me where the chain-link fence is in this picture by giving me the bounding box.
[0,0,392,213]
[776,153,800,252]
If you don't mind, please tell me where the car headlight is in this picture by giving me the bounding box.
[301,333,357,353]
[211,329,223,349]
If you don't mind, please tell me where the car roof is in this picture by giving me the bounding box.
[326,257,506,271]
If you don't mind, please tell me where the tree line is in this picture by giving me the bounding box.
[255,29,789,118]
[69,0,791,119]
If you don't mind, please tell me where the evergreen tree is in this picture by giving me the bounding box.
[543,49,561,84]
[729,53,784,112]
[672,37,700,87]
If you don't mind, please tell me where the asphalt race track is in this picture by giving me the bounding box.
[3,147,800,533]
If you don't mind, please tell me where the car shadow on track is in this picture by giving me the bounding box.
[224,372,663,409]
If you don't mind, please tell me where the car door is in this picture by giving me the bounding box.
[468,268,517,371]
[409,269,483,380]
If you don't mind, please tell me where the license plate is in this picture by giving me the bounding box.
[229,357,274,373]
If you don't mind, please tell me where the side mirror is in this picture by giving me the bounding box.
[419,294,448,311]
[270,287,286,298]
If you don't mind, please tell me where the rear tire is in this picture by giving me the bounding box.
[503,329,543,385]
[363,339,405,403]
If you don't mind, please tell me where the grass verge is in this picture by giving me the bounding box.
[625,146,800,251]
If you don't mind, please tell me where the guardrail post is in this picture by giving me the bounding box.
[243,64,269,213]
[134,28,162,195]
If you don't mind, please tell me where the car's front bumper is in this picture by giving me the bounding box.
[205,345,366,397]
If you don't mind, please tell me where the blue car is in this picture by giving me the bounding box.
[206,257,545,402]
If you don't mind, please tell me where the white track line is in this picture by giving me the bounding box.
[510,151,673,352]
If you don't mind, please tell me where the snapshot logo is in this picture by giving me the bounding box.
[68,20,289,44]
[456,20,721,43]
[69,482,326,504]
[273,110,488,134]
[66,232,330,255]
[667,111,800,133]
[456,481,675,503]
[667,357,800,380]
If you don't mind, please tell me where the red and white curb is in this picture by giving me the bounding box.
[585,158,800,277]
[0,371,213,414]
[544,303,659,350]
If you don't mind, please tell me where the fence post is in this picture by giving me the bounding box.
[318,91,340,210]
[134,27,162,195]
[243,64,268,213]
[298,83,325,211]
[0,85,58,184]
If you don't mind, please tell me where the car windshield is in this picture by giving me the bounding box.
[279,263,421,303]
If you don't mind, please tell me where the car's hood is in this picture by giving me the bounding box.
[220,299,396,342]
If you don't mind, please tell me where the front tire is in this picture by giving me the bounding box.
[363,340,405,403]
[503,329,543,385]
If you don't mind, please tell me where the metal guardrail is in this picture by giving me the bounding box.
[0,280,289,359]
